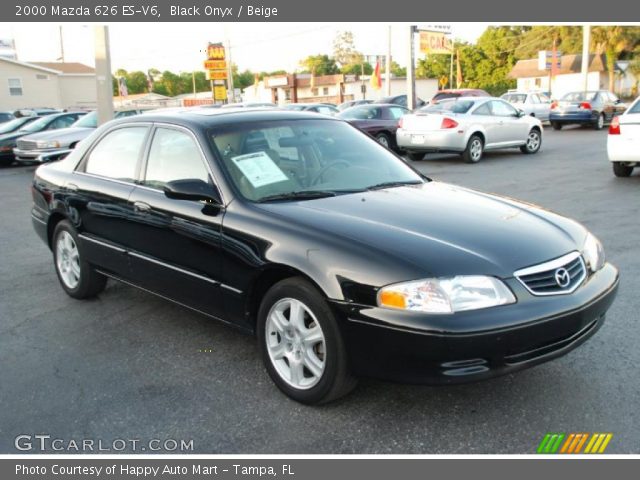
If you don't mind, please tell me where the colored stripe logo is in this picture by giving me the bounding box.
[537,433,613,454]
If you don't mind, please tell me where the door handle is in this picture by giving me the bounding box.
[133,201,151,213]
[66,183,78,192]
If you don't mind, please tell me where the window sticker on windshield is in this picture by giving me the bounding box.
[231,151,289,188]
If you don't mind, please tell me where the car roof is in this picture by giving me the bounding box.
[110,107,340,129]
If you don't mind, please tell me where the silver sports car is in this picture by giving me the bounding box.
[397,97,543,163]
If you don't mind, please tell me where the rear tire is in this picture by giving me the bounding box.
[612,162,634,177]
[462,135,483,163]
[257,277,357,404]
[594,113,605,130]
[0,157,13,167]
[52,220,107,299]
[407,152,425,161]
[375,132,392,149]
[551,122,562,130]
[520,129,542,154]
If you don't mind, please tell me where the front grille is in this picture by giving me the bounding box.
[16,139,38,150]
[515,252,586,296]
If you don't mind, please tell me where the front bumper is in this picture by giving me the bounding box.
[13,147,71,164]
[549,111,598,125]
[396,128,467,152]
[331,263,619,384]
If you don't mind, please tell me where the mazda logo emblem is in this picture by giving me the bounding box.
[554,268,571,288]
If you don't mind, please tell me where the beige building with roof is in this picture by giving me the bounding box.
[508,54,636,98]
[0,58,96,111]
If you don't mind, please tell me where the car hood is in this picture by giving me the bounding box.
[19,127,94,144]
[258,181,587,278]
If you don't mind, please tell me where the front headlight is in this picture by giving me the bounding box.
[377,276,516,314]
[583,233,605,272]
[36,140,60,149]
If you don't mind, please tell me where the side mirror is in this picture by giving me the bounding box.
[163,179,222,205]
[516,109,526,118]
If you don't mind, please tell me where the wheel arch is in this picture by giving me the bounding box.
[47,211,68,249]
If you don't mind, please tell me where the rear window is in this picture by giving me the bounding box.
[432,92,461,101]
[420,100,475,114]
[502,94,526,103]
[562,92,597,102]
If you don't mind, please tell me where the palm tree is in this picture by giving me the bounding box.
[592,26,640,92]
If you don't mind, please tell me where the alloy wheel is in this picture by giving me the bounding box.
[265,297,326,390]
[56,231,80,289]
[470,139,483,161]
[526,131,540,151]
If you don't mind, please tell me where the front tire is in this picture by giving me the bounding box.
[462,135,483,163]
[612,162,634,177]
[257,277,356,404]
[53,220,107,299]
[520,129,542,154]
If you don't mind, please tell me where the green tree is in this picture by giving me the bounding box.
[299,54,339,76]
[341,62,373,75]
[333,31,363,69]
[592,26,640,92]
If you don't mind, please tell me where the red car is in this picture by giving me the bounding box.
[430,88,490,104]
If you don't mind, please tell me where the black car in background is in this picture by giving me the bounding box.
[338,103,409,150]
[283,103,339,115]
[337,99,373,111]
[376,94,426,109]
[550,90,627,130]
[31,109,618,404]
[0,111,85,166]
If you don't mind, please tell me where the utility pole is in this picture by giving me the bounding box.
[192,71,196,98]
[93,26,114,126]
[407,25,416,110]
[385,25,392,96]
[581,25,591,93]
[58,26,65,62]
[225,36,235,103]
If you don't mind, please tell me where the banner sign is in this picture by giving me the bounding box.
[419,31,452,55]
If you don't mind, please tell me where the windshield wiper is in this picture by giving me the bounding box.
[257,190,338,203]
[366,180,424,191]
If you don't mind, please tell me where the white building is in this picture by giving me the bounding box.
[242,73,438,105]
[0,58,96,110]
[508,54,636,98]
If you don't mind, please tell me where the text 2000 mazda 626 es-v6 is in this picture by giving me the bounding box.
[31,109,619,404]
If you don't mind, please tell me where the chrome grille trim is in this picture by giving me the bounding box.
[514,251,586,296]
[16,139,38,150]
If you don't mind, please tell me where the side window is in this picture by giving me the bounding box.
[473,103,492,115]
[396,97,407,107]
[317,106,334,115]
[143,127,209,189]
[491,100,518,117]
[50,115,76,129]
[388,107,408,119]
[530,94,540,104]
[84,127,148,182]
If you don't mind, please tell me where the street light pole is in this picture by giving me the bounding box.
[385,25,392,97]
[582,25,591,94]
[94,26,114,126]
[407,25,416,110]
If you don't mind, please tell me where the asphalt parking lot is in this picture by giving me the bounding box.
[0,125,638,454]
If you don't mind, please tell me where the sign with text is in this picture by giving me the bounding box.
[204,59,227,70]
[419,31,452,55]
[207,42,226,60]
[214,85,227,100]
[208,70,228,80]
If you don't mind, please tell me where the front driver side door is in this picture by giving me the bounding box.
[127,125,228,321]
[490,100,529,145]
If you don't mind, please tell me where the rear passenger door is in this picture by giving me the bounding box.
[126,125,227,320]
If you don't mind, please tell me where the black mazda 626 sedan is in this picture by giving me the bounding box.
[31,109,619,404]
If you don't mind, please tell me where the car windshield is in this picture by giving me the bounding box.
[503,94,527,103]
[18,116,53,133]
[210,119,424,202]
[338,106,381,120]
[628,100,640,114]
[0,117,35,134]
[420,99,475,114]
[432,92,461,101]
[562,92,598,102]
[72,111,98,128]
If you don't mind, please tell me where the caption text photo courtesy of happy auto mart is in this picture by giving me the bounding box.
[15,464,296,478]
[14,4,280,19]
